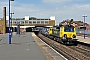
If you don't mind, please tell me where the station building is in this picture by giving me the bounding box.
[0,7,55,34]
[6,16,55,32]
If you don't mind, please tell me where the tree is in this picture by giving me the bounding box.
[71,19,73,22]
[30,17,37,20]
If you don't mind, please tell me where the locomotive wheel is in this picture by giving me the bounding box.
[53,37,57,41]
[60,39,64,44]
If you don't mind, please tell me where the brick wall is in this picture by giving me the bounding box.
[0,7,6,34]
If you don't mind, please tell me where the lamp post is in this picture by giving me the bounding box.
[8,0,14,44]
[10,12,14,37]
[82,15,87,39]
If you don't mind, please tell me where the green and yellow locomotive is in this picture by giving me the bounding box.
[48,24,76,44]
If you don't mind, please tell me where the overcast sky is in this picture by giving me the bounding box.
[0,0,90,24]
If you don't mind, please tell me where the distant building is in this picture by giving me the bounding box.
[60,19,90,30]
[0,7,55,34]
[1,15,55,33]
[6,16,55,27]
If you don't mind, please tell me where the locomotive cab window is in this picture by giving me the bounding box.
[64,25,74,32]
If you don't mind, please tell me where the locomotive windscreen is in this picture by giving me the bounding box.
[64,25,74,32]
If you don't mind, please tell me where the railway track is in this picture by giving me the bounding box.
[37,33,90,60]
[68,46,90,57]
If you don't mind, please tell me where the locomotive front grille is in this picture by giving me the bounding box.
[67,33,72,38]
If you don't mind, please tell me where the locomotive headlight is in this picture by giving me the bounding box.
[64,34,67,38]
[62,36,66,39]
[62,35,67,39]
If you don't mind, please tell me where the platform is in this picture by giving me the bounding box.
[0,33,46,60]
[77,36,90,44]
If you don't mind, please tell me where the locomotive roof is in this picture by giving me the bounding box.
[63,24,74,27]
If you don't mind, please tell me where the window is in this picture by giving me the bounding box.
[18,21,20,24]
[37,21,40,24]
[25,21,28,24]
[41,21,44,24]
[41,19,44,20]
[21,21,24,24]
[6,20,8,23]
[37,19,40,20]
[33,21,36,24]
[13,21,16,24]
[64,25,74,32]
[29,21,32,24]
[45,21,48,24]
[45,19,49,20]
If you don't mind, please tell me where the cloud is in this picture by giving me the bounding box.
[54,4,90,24]
[0,1,90,24]
[42,0,72,3]
[42,0,85,4]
